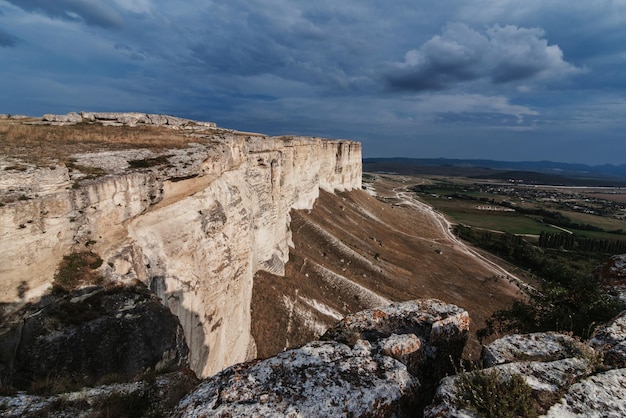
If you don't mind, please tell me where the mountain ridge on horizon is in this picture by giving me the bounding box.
[363,157,626,181]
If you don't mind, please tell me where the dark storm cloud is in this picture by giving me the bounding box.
[385,23,580,91]
[0,28,17,47]
[5,0,123,28]
[1,1,626,164]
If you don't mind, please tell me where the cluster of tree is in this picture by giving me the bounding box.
[455,225,625,340]
[538,231,626,254]
[477,277,624,341]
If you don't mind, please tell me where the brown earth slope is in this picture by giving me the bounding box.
[252,175,521,358]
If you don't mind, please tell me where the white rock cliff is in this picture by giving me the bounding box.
[0,115,362,378]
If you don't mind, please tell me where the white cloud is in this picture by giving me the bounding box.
[385,22,581,91]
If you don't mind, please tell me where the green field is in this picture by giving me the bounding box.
[417,186,626,240]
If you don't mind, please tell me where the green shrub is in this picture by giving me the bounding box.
[478,277,625,341]
[52,251,104,292]
[128,155,170,168]
[455,368,537,418]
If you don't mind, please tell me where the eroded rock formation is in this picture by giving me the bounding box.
[0,113,361,378]
[173,299,469,417]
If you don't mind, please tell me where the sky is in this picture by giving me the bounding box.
[1,1,625,165]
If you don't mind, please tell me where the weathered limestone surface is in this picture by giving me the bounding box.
[174,299,469,417]
[174,341,418,418]
[481,332,587,367]
[322,298,470,380]
[589,311,626,368]
[41,111,217,128]
[0,114,362,378]
[0,370,199,418]
[425,329,626,418]
[545,368,626,417]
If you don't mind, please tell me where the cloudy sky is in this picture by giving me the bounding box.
[1,1,625,164]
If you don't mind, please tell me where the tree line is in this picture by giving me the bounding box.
[538,231,626,254]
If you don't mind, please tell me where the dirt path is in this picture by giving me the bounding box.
[394,187,525,285]
[366,176,527,295]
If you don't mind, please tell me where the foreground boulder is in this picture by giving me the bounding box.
[0,284,190,391]
[174,299,470,417]
[175,341,418,417]
[322,299,470,380]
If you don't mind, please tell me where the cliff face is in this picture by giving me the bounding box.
[0,114,361,377]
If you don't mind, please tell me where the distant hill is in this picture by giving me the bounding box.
[363,158,626,186]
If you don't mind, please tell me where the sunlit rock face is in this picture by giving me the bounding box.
[0,115,362,378]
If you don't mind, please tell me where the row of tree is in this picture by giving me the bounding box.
[538,231,626,254]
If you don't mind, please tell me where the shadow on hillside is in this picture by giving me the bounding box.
[149,276,210,376]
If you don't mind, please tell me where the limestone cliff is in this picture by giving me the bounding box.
[0,113,361,378]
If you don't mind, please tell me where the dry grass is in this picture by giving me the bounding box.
[0,120,205,164]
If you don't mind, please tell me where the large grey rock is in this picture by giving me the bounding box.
[174,299,469,417]
[173,340,418,418]
[322,298,470,379]
[481,332,588,367]
[0,284,189,390]
[546,368,626,417]
[589,311,626,368]
[424,358,593,418]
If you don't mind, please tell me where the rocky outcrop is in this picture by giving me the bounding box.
[0,284,189,391]
[0,114,362,378]
[0,370,199,418]
[41,111,217,129]
[322,299,470,383]
[175,341,418,418]
[173,299,469,417]
[481,332,588,367]
[595,254,626,302]
[425,323,626,417]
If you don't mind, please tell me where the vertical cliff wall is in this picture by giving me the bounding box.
[0,121,361,378]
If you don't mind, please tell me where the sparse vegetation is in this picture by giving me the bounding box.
[128,155,171,168]
[455,368,538,418]
[478,276,625,341]
[52,251,104,293]
[0,121,195,165]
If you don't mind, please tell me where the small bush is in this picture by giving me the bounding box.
[128,155,170,168]
[52,251,104,292]
[455,368,537,418]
